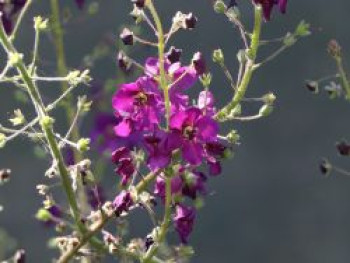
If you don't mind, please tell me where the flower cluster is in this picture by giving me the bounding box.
[111,53,228,243]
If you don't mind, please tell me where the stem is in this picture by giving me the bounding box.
[142,176,172,263]
[0,19,88,237]
[10,0,33,41]
[216,5,263,119]
[50,0,82,161]
[147,0,170,129]
[335,56,350,100]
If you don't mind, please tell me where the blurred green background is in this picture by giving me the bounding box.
[2,0,350,262]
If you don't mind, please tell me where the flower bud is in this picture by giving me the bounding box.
[131,0,145,8]
[77,138,91,152]
[305,81,319,93]
[320,158,332,175]
[192,52,206,75]
[226,130,240,144]
[40,116,55,129]
[283,32,296,47]
[9,109,25,126]
[212,48,224,64]
[34,16,49,31]
[328,39,342,58]
[184,13,197,30]
[35,208,52,222]
[295,20,310,37]
[0,168,11,185]
[336,141,350,156]
[262,92,276,105]
[166,46,182,64]
[199,73,212,88]
[117,51,132,73]
[120,28,134,46]
[214,0,227,14]
[8,52,23,67]
[14,249,26,263]
[0,133,6,148]
[259,104,273,117]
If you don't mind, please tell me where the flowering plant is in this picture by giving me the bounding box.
[0,0,309,262]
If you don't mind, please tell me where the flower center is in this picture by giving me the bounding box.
[183,126,196,140]
[134,92,148,106]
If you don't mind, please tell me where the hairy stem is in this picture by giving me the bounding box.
[147,0,170,129]
[335,56,350,100]
[216,5,263,119]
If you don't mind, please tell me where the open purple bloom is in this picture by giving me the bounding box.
[205,141,227,176]
[113,76,162,137]
[174,204,196,243]
[253,0,288,20]
[144,129,181,170]
[170,107,219,165]
[113,190,133,216]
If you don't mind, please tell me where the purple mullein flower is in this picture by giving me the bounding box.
[173,204,196,243]
[143,129,181,170]
[113,190,133,216]
[112,76,162,137]
[205,141,227,176]
[170,107,219,166]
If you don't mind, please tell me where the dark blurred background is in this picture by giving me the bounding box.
[2,0,350,262]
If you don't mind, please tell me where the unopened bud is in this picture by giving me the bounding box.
[259,104,273,117]
[212,48,224,64]
[214,0,227,14]
[77,138,90,152]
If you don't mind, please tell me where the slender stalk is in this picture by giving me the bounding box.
[0,19,88,237]
[147,0,170,129]
[216,5,263,119]
[50,0,82,161]
[335,56,350,100]
[142,176,172,263]
[10,0,33,41]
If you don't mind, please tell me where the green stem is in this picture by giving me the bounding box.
[335,56,350,100]
[216,5,263,119]
[0,20,84,223]
[10,0,33,41]
[50,0,82,161]
[142,176,172,263]
[147,0,170,129]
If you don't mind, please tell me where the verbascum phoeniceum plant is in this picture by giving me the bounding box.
[0,0,309,262]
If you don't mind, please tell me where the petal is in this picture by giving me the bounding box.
[112,83,140,113]
[170,111,187,130]
[114,119,132,137]
[182,141,203,165]
[196,116,219,141]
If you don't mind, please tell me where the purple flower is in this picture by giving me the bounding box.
[173,204,196,243]
[113,190,133,216]
[253,0,288,20]
[154,174,183,200]
[205,141,227,176]
[112,147,135,186]
[170,107,219,165]
[113,77,162,137]
[90,113,119,153]
[144,129,181,170]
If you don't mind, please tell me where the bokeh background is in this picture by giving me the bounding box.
[1,0,350,262]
